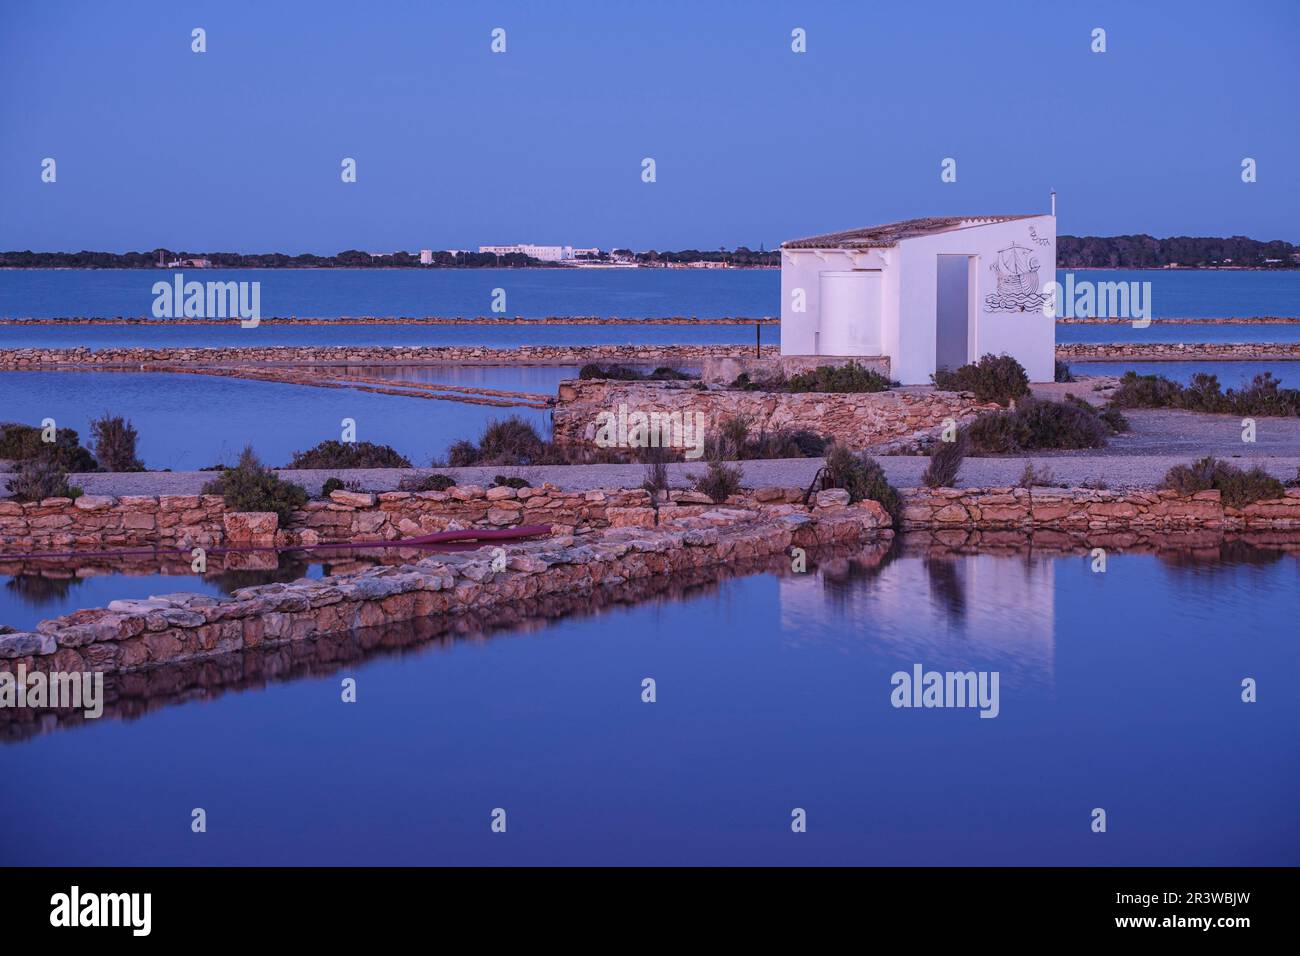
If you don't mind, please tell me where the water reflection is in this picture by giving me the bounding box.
[7,531,1300,743]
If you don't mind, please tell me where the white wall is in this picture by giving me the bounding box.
[896,216,1056,384]
[818,271,883,355]
[780,248,891,357]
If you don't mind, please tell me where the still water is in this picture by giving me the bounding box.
[0,369,556,469]
[1,543,1295,865]
[0,268,1296,328]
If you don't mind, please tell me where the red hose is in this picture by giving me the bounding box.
[0,524,554,563]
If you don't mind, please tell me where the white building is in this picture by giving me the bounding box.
[780,213,1057,384]
[479,244,575,262]
[419,249,434,265]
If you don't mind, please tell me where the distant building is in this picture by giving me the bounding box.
[479,244,575,261]
[165,257,211,268]
[780,213,1057,384]
[419,249,434,265]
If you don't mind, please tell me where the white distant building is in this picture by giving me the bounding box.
[780,213,1057,384]
[419,249,434,265]
[479,244,575,261]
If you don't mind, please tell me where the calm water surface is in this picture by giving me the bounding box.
[1,545,1295,866]
[0,369,555,469]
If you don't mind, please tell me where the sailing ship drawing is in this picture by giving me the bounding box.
[984,241,1051,313]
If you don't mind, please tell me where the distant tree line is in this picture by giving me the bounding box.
[634,246,779,267]
[0,247,781,268]
[5,238,1294,269]
[1057,235,1300,269]
[0,249,555,269]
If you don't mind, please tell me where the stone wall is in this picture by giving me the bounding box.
[0,344,780,369]
[0,500,891,675]
[551,379,998,452]
[901,486,1300,531]
[1058,342,1300,362]
[0,494,229,552]
[0,485,803,552]
[10,482,1300,555]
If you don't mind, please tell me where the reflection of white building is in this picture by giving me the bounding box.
[479,244,575,261]
[778,553,1056,689]
[780,212,1057,384]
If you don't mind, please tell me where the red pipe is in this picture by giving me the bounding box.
[0,524,554,563]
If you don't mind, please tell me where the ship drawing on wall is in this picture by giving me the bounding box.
[984,241,1051,313]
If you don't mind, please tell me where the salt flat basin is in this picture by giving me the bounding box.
[1,539,1295,866]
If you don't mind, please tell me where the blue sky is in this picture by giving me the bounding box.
[2,0,1297,252]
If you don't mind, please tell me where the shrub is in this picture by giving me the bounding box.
[747,428,828,460]
[819,446,901,521]
[1018,463,1058,488]
[288,440,412,470]
[398,473,456,492]
[1161,456,1285,508]
[641,453,671,502]
[932,354,1030,406]
[5,455,83,502]
[1054,360,1074,383]
[446,440,480,467]
[492,474,531,489]
[89,414,144,472]
[320,476,346,497]
[578,364,692,382]
[786,362,891,394]
[0,421,97,472]
[1109,370,1300,417]
[201,446,309,522]
[692,457,743,503]
[966,397,1115,454]
[921,433,967,488]
[474,416,550,465]
[965,409,1031,453]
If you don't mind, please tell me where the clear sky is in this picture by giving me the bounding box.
[2,0,1297,253]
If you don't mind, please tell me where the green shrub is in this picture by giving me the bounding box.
[932,354,1030,406]
[1161,456,1285,508]
[641,451,671,502]
[1108,371,1185,409]
[1109,370,1300,417]
[786,362,891,394]
[475,416,550,465]
[201,446,309,522]
[492,474,531,489]
[89,414,144,472]
[445,440,480,467]
[320,476,346,497]
[578,364,692,382]
[288,440,412,469]
[398,473,456,492]
[5,455,83,502]
[692,458,743,503]
[966,397,1115,454]
[922,433,967,488]
[0,421,97,472]
[1054,360,1074,383]
[819,446,901,521]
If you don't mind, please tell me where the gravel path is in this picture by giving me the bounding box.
[50,451,1300,497]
